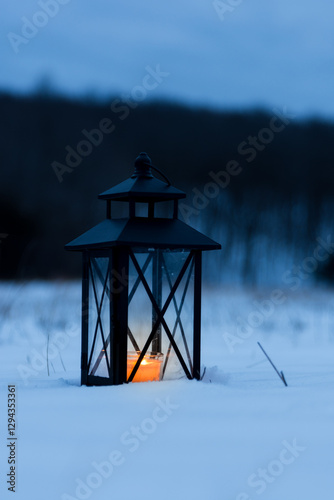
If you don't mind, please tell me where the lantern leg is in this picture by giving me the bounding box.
[152,249,162,354]
[193,251,202,380]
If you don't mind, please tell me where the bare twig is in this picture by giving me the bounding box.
[257,342,288,387]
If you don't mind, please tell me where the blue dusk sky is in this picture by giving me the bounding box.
[1,0,334,119]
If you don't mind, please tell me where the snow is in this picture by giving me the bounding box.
[0,281,334,499]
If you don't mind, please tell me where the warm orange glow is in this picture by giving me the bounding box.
[127,352,163,382]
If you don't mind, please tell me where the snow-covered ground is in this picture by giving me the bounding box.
[0,281,334,500]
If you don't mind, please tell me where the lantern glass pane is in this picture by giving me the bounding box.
[128,252,153,352]
[87,256,111,379]
[127,249,194,382]
[161,250,194,380]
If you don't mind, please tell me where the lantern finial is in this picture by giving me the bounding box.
[132,152,153,178]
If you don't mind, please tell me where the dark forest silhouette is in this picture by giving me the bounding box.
[1,92,334,284]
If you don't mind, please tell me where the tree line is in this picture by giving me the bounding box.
[0,91,334,283]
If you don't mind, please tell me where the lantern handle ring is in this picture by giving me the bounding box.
[146,162,171,186]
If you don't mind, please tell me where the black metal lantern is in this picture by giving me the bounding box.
[65,153,221,386]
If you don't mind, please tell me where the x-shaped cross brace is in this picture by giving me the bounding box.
[87,259,111,376]
[89,254,153,375]
[127,249,193,382]
[161,252,194,378]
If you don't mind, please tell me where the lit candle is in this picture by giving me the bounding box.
[127,352,163,382]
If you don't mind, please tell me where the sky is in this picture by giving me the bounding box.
[1,0,334,119]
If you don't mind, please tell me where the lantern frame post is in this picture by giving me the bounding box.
[81,251,89,386]
[152,248,162,355]
[111,247,129,385]
[193,250,202,380]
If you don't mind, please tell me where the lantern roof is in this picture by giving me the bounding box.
[98,152,186,202]
[65,152,221,253]
[65,217,220,251]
